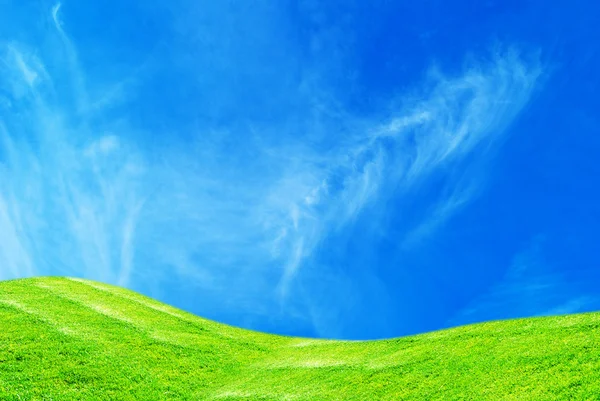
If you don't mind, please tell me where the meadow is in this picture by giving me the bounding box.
[1,277,598,400]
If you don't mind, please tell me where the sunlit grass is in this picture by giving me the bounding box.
[1,277,598,400]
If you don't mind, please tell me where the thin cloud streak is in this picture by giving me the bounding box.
[0,10,147,286]
[0,3,542,337]
[270,50,542,298]
[448,235,600,327]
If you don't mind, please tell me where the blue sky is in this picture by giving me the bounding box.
[1,0,599,340]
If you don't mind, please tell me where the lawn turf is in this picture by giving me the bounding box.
[1,277,599,400]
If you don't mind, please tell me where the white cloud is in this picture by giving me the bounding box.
[0,19,147,286]
[545,296,599,316]
[0,195,35,279]
[85,135,120,157]
[268,50,542,298]
[51,3,62,28]
[448,235,598,326]
[0,2,544,337]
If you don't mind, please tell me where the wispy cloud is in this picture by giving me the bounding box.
[449,235,600,326]
[268,50,542,298]
[0,16,147,286]
[0,2,542,337]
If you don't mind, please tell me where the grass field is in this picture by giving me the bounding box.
[0,277,599,400]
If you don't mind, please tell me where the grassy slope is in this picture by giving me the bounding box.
[0,278,599,400]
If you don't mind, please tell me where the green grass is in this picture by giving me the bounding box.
[0,277,599,400]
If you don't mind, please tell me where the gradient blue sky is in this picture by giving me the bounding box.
[1,0,599,340]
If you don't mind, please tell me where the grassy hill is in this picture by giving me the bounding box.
[0,277,599,400]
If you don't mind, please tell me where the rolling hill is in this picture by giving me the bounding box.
[0,277,598,400]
